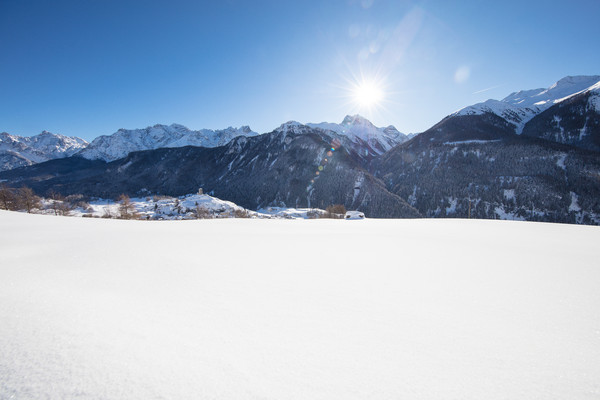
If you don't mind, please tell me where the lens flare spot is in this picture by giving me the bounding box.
[318,166,324,171]
[327,151,333,157]
[315,171,320,175]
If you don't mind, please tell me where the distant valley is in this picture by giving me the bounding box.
[1,75,599,223]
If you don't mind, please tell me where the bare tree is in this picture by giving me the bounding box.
[65,194,91,213]
[118,194,139,219]
[55,200,73,216]
[17,187,41,213]
[0,184,17,211]
[46,190,72,216]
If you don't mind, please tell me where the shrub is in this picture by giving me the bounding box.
[325,204,346,219]
[233,209,250,218]
[195,205,213,219]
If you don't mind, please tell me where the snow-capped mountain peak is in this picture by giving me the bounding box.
[267,115,407,158]
[454,75,600,133]
[78,123,259,161]
[383,125,402,136]
[341,114,377,128]
[503,75,600,108]
[274,121,315,135]
[548,75,600,92]
[166,123,188,130]
[279,121,303,128]
[308,115,407,154]
[238,125,253,134]
[0,131,88,171]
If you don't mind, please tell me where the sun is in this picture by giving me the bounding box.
[343,72,388,114]
[353,81,384,108]
[337,69,390,116]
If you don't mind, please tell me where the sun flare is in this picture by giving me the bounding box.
[353,81,384,107]
[344,73,388,114]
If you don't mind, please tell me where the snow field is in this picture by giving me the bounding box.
[1,211,600,399]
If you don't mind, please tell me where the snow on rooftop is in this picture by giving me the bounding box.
[1,211,600,399]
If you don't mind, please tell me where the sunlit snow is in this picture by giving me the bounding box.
[1,211,600,399]
[454,75,600,133]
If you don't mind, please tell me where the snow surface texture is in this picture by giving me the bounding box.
[1,211,600,399]
[77,123,258,161]
[455,75,600,133]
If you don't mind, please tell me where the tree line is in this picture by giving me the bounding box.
[0,184,92,216]
[0,185,43,213]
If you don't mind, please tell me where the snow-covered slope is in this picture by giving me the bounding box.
[308,114,408,153]
[455,75,600,133]
[77,193,251,219]
[588,81,600,112]
[1,212,599,399]
[0,131,88,171]
[78,123,259,161]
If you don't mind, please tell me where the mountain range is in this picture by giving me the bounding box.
[1,75,599,223]
[0,115,409,171]
[0,131,88,171]
[77,124,260,162]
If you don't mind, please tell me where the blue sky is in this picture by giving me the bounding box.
[1,0,599,141]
